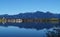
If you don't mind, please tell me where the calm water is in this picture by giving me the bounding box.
[0,26,47,37]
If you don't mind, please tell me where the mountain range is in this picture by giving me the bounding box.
[0,11,60,18]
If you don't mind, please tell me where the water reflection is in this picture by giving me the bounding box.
[46,27,60,37]
[0,23,60,37]
[0,23,58,30]
[0,26,47,37]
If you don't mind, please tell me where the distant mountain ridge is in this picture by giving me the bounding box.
[0,11,59,18]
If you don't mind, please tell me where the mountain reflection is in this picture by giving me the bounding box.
[0,23,59,30]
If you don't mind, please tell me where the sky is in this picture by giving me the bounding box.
[0,0,60,15]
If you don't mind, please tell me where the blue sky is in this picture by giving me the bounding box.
[0,0,60,15]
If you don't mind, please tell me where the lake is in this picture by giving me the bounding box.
[0,23,59,37]
[0,26,48,37]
